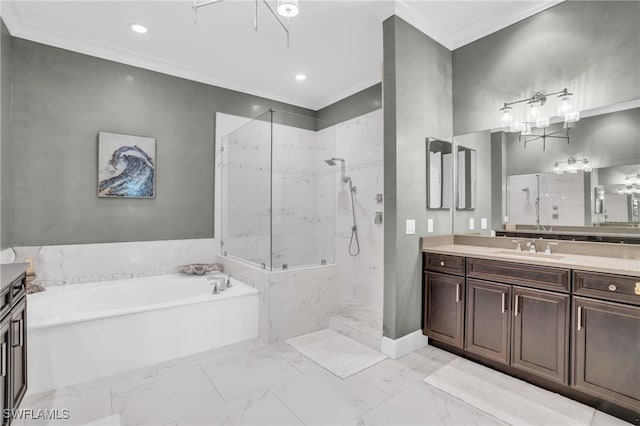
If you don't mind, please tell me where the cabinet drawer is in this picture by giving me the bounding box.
[424,253,465,276]
[467,258,570,292]
[573,271,640,306]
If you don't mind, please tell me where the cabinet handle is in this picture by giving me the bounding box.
[440,261,445,267]
[0,342,5,377]
[501,292,506,313]
[12,319,23,348]
[514,294,519,316]
[577,306,582,331]
[455,284,460,303]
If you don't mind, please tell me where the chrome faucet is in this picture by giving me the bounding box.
[527,240,537,253]
[544,242,559,255]
[512,240,522,252]
[207,273,227,294]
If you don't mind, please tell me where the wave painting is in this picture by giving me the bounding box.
[98,132,156,198]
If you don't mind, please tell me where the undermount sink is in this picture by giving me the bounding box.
[493,250,565,260]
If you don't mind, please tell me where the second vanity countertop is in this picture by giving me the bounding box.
[421,237,640,277]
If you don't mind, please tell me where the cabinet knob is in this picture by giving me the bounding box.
[608,284,617,292]
[635,282,640,296]
[440,261,445,267]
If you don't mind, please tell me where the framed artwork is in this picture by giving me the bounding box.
[98,132,156,198]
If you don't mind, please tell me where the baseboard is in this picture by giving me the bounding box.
[380,329,429,359]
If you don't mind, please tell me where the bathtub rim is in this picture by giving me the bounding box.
[27,274,258,331]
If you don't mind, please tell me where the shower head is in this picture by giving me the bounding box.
[324,157,345,166]
[343,176,351,184]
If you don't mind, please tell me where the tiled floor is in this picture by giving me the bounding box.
[18,337,629,426]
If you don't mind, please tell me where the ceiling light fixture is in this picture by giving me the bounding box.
[277,0,299,18]
[192,0,298,47]
[295,74,306,81]
[130,23,148,34]
[499,88,580,151]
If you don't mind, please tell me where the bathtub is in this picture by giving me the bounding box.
[27,274,259,394]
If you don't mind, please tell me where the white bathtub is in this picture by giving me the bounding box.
[27,274,259,394]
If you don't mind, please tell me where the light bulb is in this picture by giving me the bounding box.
[527,101,541,123]
[499,105,513,128]
[557,92,574,116]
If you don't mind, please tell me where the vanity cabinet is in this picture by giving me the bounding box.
[0,267,28,426]
[423,252,639,424]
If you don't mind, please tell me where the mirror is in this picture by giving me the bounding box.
[451,105,640,236]
[457,145,477,210]
[426,138,452,210]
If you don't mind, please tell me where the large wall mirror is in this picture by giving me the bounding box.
[426,138,452,210]
[451,105,640,237]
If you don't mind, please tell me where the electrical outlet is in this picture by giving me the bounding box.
[428,219,434,233]
[469,218,475,230]
[406,219,416,235]
[481,218,487,229]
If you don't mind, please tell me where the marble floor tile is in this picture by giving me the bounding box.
[591,410,633,426]
[111,365,224,425]
[356,382,507,426]
[199,345,301,402]
[396,344,457,377]
[355,359,426,397]
[20,386,112,426]
[175,389,302,426]
[286,329,386,379]
[270,367,388,426]
[424,358,595,425]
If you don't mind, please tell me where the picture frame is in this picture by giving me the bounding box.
[97,132,156,198]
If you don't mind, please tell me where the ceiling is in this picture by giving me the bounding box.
[1,0,562,110]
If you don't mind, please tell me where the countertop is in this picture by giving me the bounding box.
[496,229,640,239]
[1,263,28,290]
[422,243,640,277]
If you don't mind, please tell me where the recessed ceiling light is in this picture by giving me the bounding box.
[130,23,148,34]
[295,74,306,81]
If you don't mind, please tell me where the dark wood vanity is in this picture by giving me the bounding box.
[422,251,639,424]
[0,265,28,426]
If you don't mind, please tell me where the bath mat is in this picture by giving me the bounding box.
[286,329,386,379]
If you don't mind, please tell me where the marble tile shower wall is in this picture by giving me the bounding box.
[333,109,384,315]
[4,239,218,286]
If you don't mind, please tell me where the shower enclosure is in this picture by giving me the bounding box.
[220,110,335,270]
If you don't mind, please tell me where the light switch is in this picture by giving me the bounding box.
[406,219,416,235]
[427,219,434,233]
[469,218,475,230]
[481,218,487,229]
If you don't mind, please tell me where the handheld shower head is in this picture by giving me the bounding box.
[324,157,345,166]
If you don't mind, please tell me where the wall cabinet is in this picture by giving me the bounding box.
[0,270,28,426]
[423,252,639,424]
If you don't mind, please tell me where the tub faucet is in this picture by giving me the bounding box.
[207,275,226,294]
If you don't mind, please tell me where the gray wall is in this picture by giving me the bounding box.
[505,108,640,176]
[5,37,315,247]
[316,83,382,130]
[383,16,453,339]
[0,21,11,250]
[453,1,640,135]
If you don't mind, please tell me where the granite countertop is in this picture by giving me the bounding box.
[421,243,640,277]
[1,263,28,291]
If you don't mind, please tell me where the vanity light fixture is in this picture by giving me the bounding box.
[499,88,580,151]
[553,156,591,175]
[192,0,298,47]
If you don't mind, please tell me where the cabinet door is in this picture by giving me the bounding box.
[424,272,465,348]
[573,297,640,413]
[512,287,569,384]
[464,279,510,365]
[0,318,9,426]
[10,297,27,411]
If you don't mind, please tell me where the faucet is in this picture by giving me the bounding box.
[526,240,537,253]
[207,273,227,294]
[544,242,559,255]
[512,240,522,252]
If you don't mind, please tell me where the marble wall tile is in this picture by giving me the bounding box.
[10,238,218,286]
[0,248,16,264]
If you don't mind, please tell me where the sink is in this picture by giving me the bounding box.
[493,250,565,260]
